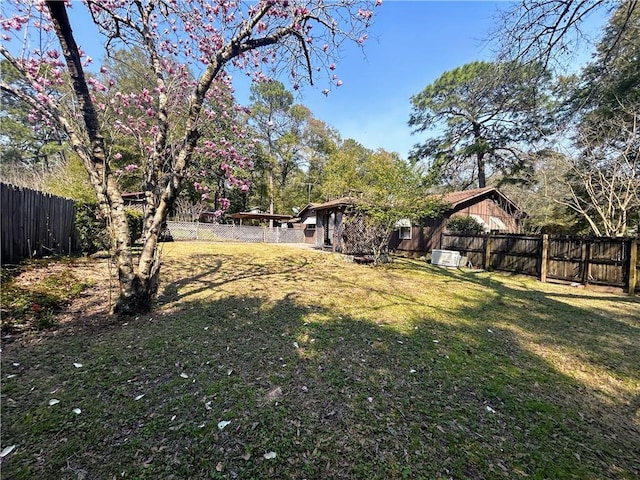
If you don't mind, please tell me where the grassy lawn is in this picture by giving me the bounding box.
[1,242,639,479]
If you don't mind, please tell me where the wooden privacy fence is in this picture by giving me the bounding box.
[441,232,640,295]
[1,183,79,264]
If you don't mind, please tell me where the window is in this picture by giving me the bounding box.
[399,226,412,240]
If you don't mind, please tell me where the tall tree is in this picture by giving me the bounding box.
[408,61,552,189]
[249,80,305,216]
[1,0,378,314]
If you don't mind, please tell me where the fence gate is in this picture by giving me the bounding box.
[440,232,638,294]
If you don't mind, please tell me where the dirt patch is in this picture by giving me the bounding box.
[1,257,119,345]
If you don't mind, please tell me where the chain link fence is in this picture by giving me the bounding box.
[165,221,305,244]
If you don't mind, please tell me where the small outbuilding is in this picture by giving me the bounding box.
[390,187,525,255]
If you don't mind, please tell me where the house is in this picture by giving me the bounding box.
[121,191,146,212]
[297,197,356,251]
[390,187,525,255]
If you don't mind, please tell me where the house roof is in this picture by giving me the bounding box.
[441,187,523,216]
[294,188,524,219]
[311,196,357,211]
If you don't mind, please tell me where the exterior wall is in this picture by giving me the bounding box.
[314,207,345,251]
[451,198,520,232]
[315,211,325,248]
[390,218,445,254]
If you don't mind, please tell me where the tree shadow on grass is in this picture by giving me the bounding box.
[157,253,309,306]
[2,279,638,479]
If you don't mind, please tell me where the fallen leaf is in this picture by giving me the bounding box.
[265,386,283,403]
[72,408,82,415]
[205,401,213,410]
[293,341,299,349]
[12,363,19,367]
[263,451,277,460]
[487,329,494,334]
[180,372,189,379]
[409,369,416,374]
[216,462,223,472]
[433,340,440,343]
[240,453,251,461]
[0,445,16,458]
[48,399,60,406]
[73,363,83,368]
[134,394,145,401]
[218,420,231,430]
[6,374,16,379]
[485,405,496,414]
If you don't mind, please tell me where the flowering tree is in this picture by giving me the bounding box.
[0,0,379,314]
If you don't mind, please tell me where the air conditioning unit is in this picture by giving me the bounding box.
[431,249,461,267]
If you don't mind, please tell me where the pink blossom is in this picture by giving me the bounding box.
[329,63,336,70]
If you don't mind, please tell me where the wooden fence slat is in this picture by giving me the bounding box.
[1,183,78,264]
[440,231,637,294]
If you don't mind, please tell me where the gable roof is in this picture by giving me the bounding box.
[441,187,523,216]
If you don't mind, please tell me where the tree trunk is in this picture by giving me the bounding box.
[268,166,275,228]
[472,121,487,188]
[477,153,486,188]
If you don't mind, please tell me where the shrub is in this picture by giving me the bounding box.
[447,215,485,233]
[126,209,144,244]
[75,202,143,253]
[75,202,109,254]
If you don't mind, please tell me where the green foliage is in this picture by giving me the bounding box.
[75,203,142,253]
[446,215,485,233]
[74,202,110,254]
[247,81,338,214]
[126,209,144,244]
[322,141,447,262]
[44,153,97,203]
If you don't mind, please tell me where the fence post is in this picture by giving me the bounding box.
[195,221,199,240]
[581,240,592,285]
[629,238,638,295]
[483,233,492,271]
[540,234,549,283]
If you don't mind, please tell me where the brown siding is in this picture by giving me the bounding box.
[451,198,520,232]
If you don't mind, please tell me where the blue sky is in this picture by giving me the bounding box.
[288,0,506,157]
[62,1,606,158]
